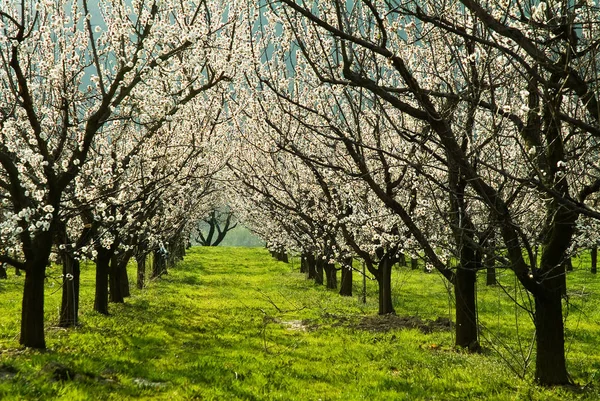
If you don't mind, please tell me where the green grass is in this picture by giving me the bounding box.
[0,247,598,400]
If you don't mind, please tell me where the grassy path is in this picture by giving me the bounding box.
[0,247,598,400]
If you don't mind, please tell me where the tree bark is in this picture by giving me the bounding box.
[136,253,146,289]
[152,249,168,278]
[118,250,133,297]
[324,262,337,289]
[534,289,569,384]
[592,247,597,274]
[315,257,324,285]
[306,253,317,280]
[454,243,479,350]
[534,233,571,384]
[0,265,6,279]
[59,253,80,327]
[94,247,111,315]
[109,255,124,303]
[300,254,308,273]
[376,256,395,315]
[20,260,47,348]
[339,257,353,296]
[485,251,496,286]
[397,252,406,267]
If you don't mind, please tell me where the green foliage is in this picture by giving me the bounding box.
[0,248,598,400]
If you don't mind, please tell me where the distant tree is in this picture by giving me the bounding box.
[194,209,238,246]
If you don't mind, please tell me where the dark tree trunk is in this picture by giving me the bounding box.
[315,257,324,285]
[410,257,418,270]
[564,257,573,272]
[280,251,289,263]
[324,262,337,289]
[20,259,47,348]
[94,248,111,315]
[152,250,167,278]
[151,250,159,278]
[300,254,308,273]
[534,288,569,384]
[136,253,146,289]
[120,260,131,297]
[119,250,133,297]
[397,252,406,267]
[339,257,353,296]
[109,255,124,303]
[376,256,395,315]
[454,243,479,350]
[592,247,597,274]
[483,234,497,286]
[485,253,496,286]
[0,265,6,279]
[534,238,570,384]
[167,244,176,268]
[306,253,317,280]
[59,253,80,327]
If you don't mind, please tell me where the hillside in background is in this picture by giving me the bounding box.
[216,224,264,247]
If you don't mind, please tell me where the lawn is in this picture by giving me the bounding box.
[0,247,598,400]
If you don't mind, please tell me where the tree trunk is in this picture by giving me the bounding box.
[592,247,597,274]
[20,260,47,348]
[120,262,131,297]
[534,289,569,384]
[397,252,406,267]
[534,244,570,385]
[411,257,419,270]
[0,265,6,279]
[119,251,133,297]
[485,253,496,286]
[300,254,308,273]
[109,255,124,303]
[94,248,111,315]
[136,253,146,289]
[324,262,337,289]
[152,250,166,278]
[564,257,573,272]
[306,253,317,280]
[339,257,353,296]
[315,257,324,285]
[59,253,80,327]
[454,245,479,350]
[376,256,395,315]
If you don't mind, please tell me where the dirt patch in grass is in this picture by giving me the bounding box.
[353,315,453,334]
[0,364,17,381]
[298,313,453,334]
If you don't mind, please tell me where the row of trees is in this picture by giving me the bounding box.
[0,0,235,349]
[222,0,600,386]
[1,0,599,388]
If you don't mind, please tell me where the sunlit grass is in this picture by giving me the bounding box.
[0,247,598,400]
